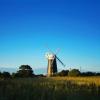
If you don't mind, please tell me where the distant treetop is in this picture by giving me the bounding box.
[19,65,32,70]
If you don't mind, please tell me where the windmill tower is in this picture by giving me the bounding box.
[45,50,65,77]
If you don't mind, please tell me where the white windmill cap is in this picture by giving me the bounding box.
[45,52,55,59]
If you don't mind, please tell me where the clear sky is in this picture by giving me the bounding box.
[0,0,100,74]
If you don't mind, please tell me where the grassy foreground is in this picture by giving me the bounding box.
[0,77,100,100]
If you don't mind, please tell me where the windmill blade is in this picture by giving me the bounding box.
[55,48,60,55]
[56,56,65,67]
[45,45,55,54]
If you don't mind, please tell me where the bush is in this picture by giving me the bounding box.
[58,70,69,76]
[68,69,80,77]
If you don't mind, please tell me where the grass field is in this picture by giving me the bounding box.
[51,76,100,86]
[0,77,100,100]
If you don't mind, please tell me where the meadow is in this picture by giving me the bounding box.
[0,77,100,100]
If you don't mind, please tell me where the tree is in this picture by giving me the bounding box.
[81,72,96,76]
[68,69,80,77]
[1,72,11,78]
[0,72,2,77]
[17,65,34,77]
[58,70,69,76]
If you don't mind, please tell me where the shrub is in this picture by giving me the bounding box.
[58,70,69,76]
[68,69,80,76]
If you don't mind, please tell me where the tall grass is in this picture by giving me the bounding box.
[51,76,100,85]
[0,77,100,100]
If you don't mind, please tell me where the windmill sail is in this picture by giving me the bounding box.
[56,56,65,67]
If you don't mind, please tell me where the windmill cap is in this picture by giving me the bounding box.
[45,52,55,59]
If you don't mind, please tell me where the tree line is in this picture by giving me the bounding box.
[55,69,100,77]
[0,65,34,79]
[0,65,100,79]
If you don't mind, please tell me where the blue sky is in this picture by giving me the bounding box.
[0,0,100,74]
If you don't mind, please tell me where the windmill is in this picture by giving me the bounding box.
[45,49,65,76]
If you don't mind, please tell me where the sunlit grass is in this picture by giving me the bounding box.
[0,77,100,100]
[51,76,100,86]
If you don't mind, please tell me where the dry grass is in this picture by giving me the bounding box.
[0,77,100,100]
[50,76,100,86]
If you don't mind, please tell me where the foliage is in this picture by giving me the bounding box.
[0,72,1,77]
[81,72,96,76]
[68,69,80,76]
[17,65,34,77]
[19,65,32,70]
[57,70,69,76]
[0,71,11,79]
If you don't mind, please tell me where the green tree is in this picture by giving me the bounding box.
[68,69,80,77]
[58,70,69,76]
[1,71,11,79]
[17,65,34,77]
[0,72,2,77]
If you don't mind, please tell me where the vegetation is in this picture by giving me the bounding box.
[0,71,11,79]
[12,65,34,78]
[68,69,80,76]
[1,65,100,78]
[0,65,100,100]
[57,70,69,76]
[0,77,100,100]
